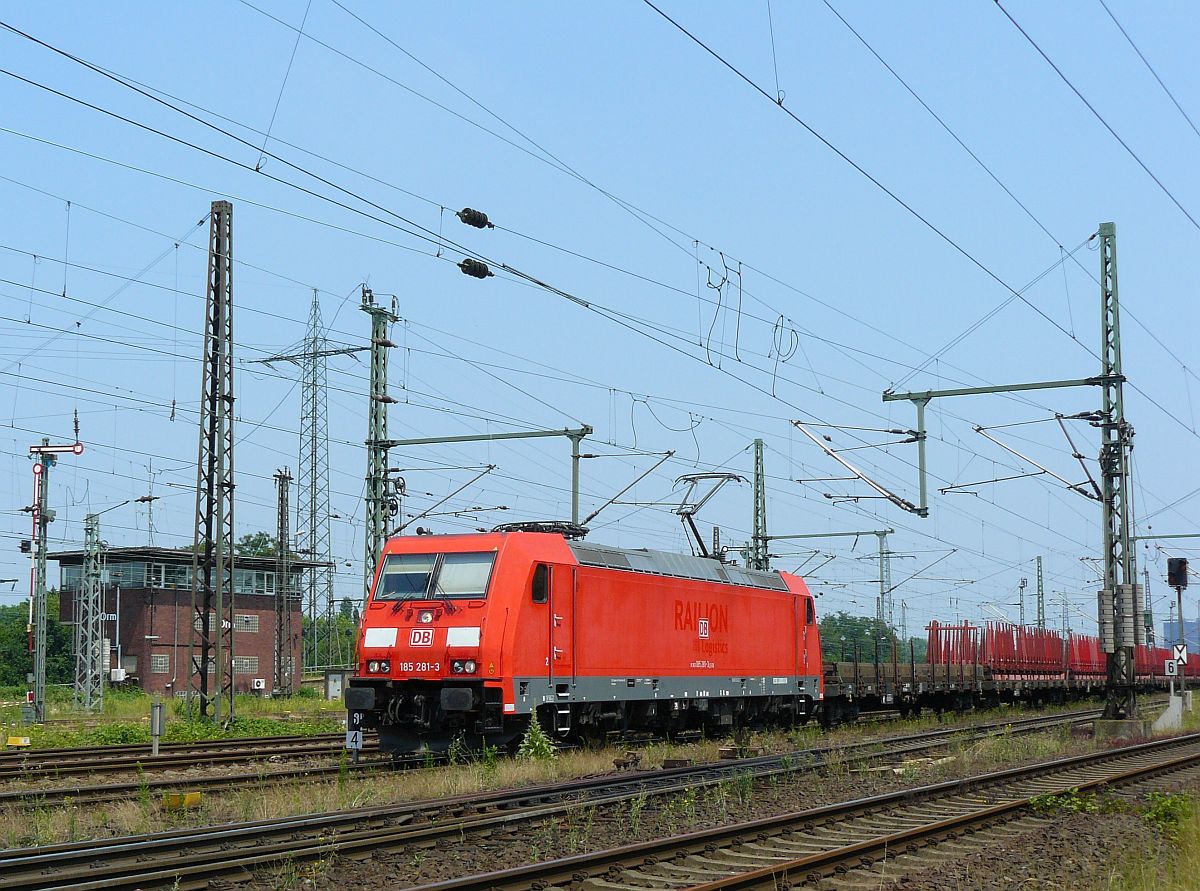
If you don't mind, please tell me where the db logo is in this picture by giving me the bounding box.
[409,628,434,647]
[697,618,710,640]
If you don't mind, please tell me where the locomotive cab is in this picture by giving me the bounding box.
[346,544,506,751]
[345,532,577,753]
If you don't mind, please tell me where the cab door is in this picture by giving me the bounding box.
[801,596,815,675]
[549,564,576,688]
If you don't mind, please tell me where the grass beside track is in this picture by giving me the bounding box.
[0,688,345,749]
[0,701,1102,849]
[1091,704,1200,890]
[1103,795,1200,890]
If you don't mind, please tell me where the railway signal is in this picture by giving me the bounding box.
[27,434,85,723]
[1169,559,1190,696]
[1168,557,1189,588]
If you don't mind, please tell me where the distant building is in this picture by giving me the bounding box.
[1161,619,1200,652]
[51,546,319,696]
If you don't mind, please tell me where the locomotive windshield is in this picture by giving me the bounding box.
[375,552,496,601]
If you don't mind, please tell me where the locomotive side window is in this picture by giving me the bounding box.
[805,599,815,625]
[377,553,437,600]
[531,563,549,604]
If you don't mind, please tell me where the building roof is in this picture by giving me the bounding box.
[48,545,330,570]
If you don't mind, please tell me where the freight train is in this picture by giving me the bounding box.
[344,528,1181,753]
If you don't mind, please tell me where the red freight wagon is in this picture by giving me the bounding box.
[345,531,822,753]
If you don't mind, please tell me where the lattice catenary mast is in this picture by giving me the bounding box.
[881,221,1140,719]
[188,200,236,722]
[1097,222,1140,719]
[361,287,399,601]
[274,467,294,694]
[74,512,105,712]
[748,438,769,571]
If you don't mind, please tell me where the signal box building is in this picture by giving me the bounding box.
[51,546,315,696]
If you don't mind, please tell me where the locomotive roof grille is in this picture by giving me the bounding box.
[568,542,789,591]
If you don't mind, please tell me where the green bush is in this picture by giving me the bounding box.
[1144,792,1193,840]
[1030,788,1101,815]
[516,716,556,761]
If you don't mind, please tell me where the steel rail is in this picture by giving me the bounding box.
[0,737,379,781]
[0,707,1106,890]
[0,753,394,806]
[416,730,1200,891]
[0,730,352,762]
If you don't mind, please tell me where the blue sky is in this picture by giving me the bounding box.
[0,1,1197,637]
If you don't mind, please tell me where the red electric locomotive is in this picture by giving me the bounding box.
[345,529,822,753]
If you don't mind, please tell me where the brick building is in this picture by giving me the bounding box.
[52,546,316,697]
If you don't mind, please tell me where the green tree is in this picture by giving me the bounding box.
[817,609,925,663]
[0,591,73,687]
[300,604,361,671]
[234,531,276,557]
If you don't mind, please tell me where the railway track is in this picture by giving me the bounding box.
[424,729,1200,891]
[0,707,1106,890]
[0,704,1085,808]
[0,732,378,783]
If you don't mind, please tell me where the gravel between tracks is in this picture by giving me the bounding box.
[884,775,1200,891]
[881,811,1163,891]
[220,727,1102,890]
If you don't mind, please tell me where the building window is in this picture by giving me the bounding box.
[150,654,170,674]
[164,564,189,589]
[232,656,258,675]
[61,565,82,592]
[233,614,259,633]
[105,561,143,586]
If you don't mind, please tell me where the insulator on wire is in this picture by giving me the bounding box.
[459,258,494,279]
[457,207,494,229]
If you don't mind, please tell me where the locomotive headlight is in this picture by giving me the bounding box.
[379,660,391,673]
[463,660,477,674]
[419,610,435,624]
[451,660,464,673]
[367,660,380,672]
